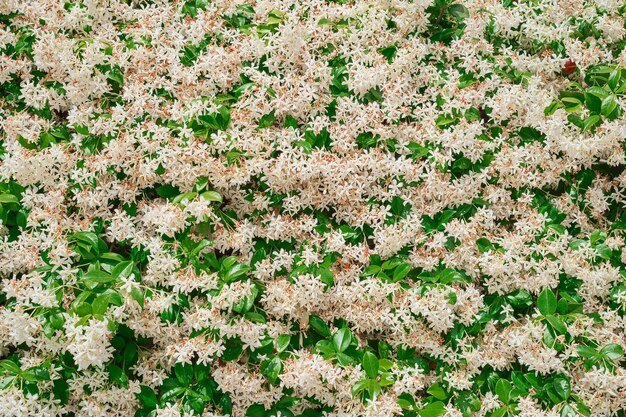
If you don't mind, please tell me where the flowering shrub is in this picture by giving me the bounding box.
[1,0,626,416]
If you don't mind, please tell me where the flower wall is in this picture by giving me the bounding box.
[1,1,626,417]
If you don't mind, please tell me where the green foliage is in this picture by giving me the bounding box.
[545,65,625,132]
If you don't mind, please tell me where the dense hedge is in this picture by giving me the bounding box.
[1,1,626,417]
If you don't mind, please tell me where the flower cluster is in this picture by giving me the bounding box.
[1,1,626,417]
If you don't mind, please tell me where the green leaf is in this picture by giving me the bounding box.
[476,237,494,253]
[107,67,124,86]
[244,311,266,323]
[71,231,100,250]
[507,290,533,308]
[378,358,394,371]
[448,4,469,19]
[107,363,127,386]
[544,100,561,116]
[246,404,266,417]
[495,379,512,404]
[137,385,158,407]
[276,334,290,353]
[216,106,231,130]
[576,401,591,417]
[397,397,415,410]
[362,352,379,379]
[19,366,45,382]
[595,243,612,259]
[378,45,397,63]
[223,263,250,282]
[172,191,197,204]
[600,343,624,362]
[362,265,381,277]
[366,379,381,398]
[491,407,508,417]
[418,401,445,417]
[608,69,622,91]
[293,140,312,154]
[333,328,351,352]
[161,384,186,402]
[74,300,92,317]
[309,315,331,337]
[156,184,180,198]
[584,86,608,113]
[221,256,238,269]
[0,194,19,204]
[590,229,606,245]
[567,114,584,129]
[336,352,354,366]
[601,95,619,118]
[581,115,601,133]
[553,376,571,400]
[92,290,123,315]
[174,363,193,385]
[190,239,213,256]
[258,111,275,128]
[561,404,578,417]
[111,261,133,280]
[576,344,598,359]
[0,376,15,390]
[315,340,335,357]
[130,287,144,308]
[261,357,282,383]
[52,378,69,405]
[124,342,137,365]
[569,239,587,250]
[435,114,458,129]
[437,268,467,284]
[81,270,115,288]
[352,379,369,397]
[0,360,21,375]
[317,267,334,287]
[407,141,429,158]
[537,288,557,316]
[426,382,448,400]
[200,191,222,203]
[392,263,412,281]
[455,391,482,415]
[545,315,568,335]
[561,96,583,112]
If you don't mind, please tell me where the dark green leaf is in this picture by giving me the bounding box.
[82,270,115,288]
[495,379,512,404]
[276,334,290,353]
[261,357,282,383]
[601,95,618,118]
[545,315,568,335]
[581,115,601,132]
[137,385,158,407]
[448,4,469,19]
[223,263,250,282]
[426,382,448,400]
[258,111,276,129]
[333,328,351,352]
[392,263,412,281]
[538,288,557,316]
[362,352,379,379]
[553,376,571,400]
[111,261,133,280]
[418,401,445,417]
[600,343,624,362]
[309,315,331,337]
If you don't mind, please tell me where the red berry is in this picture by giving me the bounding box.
[563,59,577,75]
